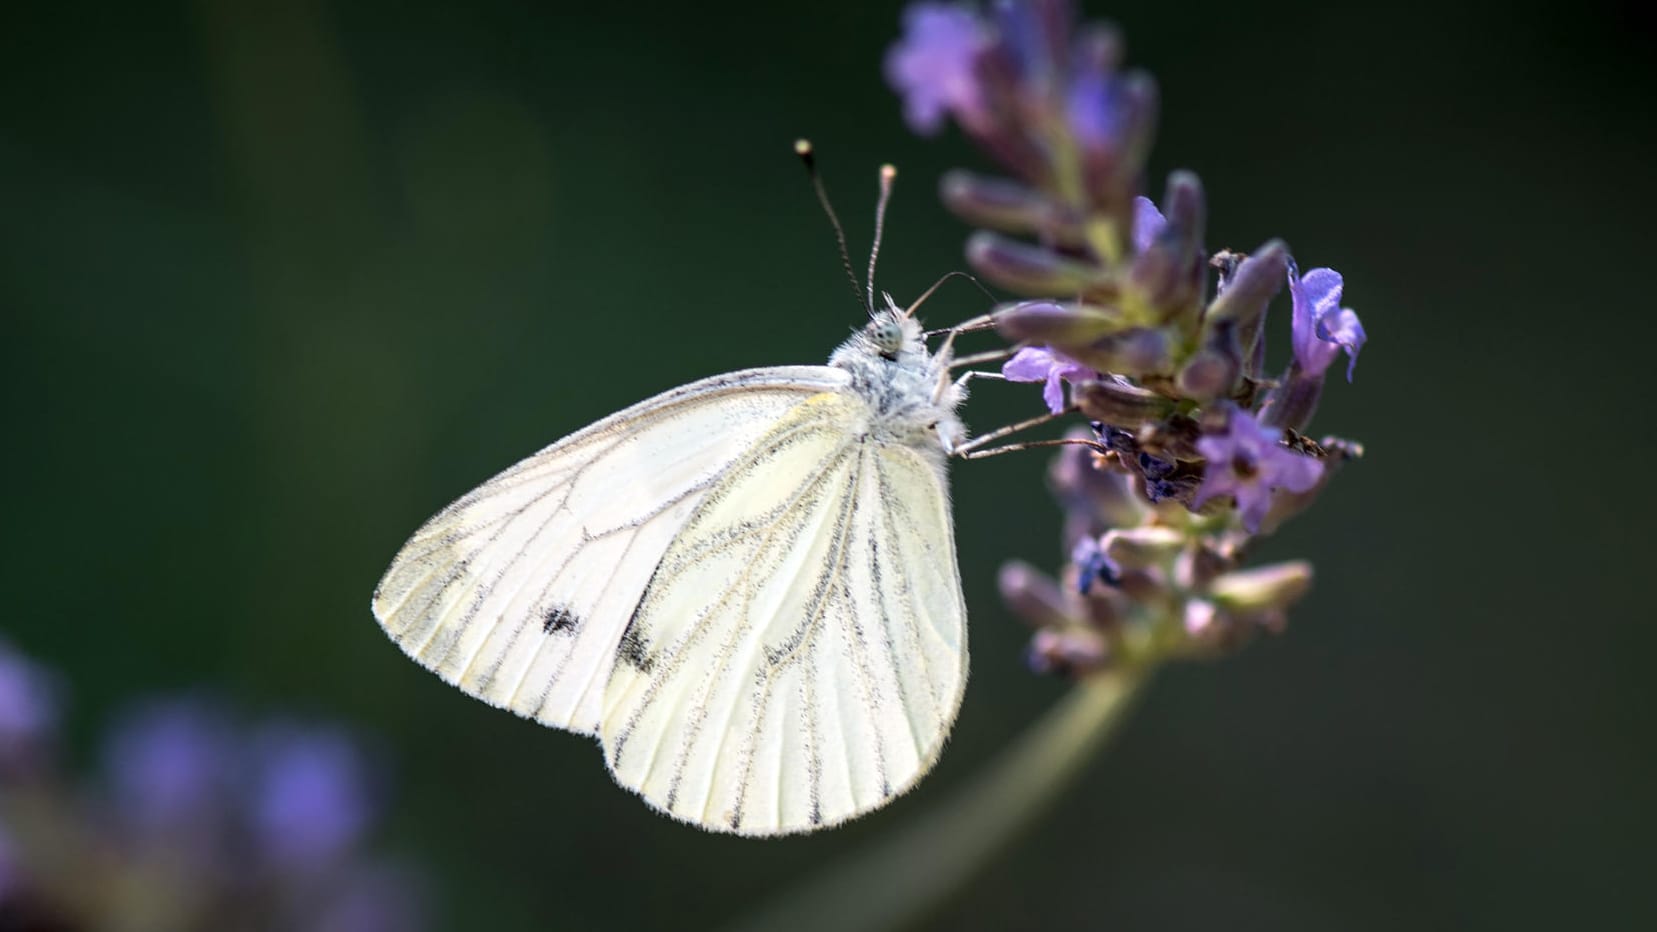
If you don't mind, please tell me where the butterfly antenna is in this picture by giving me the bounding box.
[867,164,896,317]
[906,270,997,321]
[794,139,865,311]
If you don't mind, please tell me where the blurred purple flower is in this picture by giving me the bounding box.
[1193,408,1324,532]
[1067,66,1122,149]
[104,699,235,834]
[1131,195,1165,254]
[885,3,990,135]
[0,639,56,770]
[249,726,372,869]
[1003,345,1097,413]
[1289,263,1366,381]
[0,646,428,928]
[0,824,18,902]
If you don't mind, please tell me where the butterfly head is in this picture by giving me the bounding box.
[862,296,929,363]
[867,314,905,357]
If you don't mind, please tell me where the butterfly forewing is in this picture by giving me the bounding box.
[371,367,850,734]
[599,393,967,835]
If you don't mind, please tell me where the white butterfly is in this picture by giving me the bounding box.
[372,295,978,836]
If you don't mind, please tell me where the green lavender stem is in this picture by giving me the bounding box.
[728,665,1152,932]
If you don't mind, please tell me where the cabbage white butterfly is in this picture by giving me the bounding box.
[372,297,968,836]
[370,155,1008,835]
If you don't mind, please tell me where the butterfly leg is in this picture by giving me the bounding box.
[955,436,1109,461]
[945,369,1005,403]
[948,348,1018,369]
[950,406,1076,457]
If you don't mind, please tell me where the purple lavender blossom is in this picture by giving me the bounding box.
[885,3,990,135]
[1131,195,1165,254]
[0,639,56,770]
[1193,408,1325,532]
[1002,345,1097,413]
[249,725,372,868]
[1289,263,1367,381]
[104,699,235,836]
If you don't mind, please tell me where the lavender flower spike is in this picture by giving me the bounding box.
[1193,407,1324,532]
[1289,262,1367,381]
[885,3,990,136]
[1003,345,1096,413]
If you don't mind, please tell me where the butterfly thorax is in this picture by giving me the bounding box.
[828,310,965,456]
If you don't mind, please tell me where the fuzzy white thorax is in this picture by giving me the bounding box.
[828,301,966,456]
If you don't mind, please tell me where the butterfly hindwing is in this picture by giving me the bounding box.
[600,393,968,835]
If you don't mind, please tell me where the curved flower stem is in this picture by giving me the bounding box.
[727,665,1152,932]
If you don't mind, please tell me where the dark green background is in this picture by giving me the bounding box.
[3,1,1652,929]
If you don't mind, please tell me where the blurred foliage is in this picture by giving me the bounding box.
[1,1,1653,929]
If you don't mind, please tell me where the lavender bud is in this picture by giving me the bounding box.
[1080,580,1126,630]
[1114,71,1158,184]
[999,561,1071,628]
[1257,365,1324,432]
[1100,526,1185,569]
[1205,240,1289,374]
[940,171,1079,243]
[1068,24,1126,184]
[1130,172,1206,318]
[1072,24,1123,91]
[967,231,1107,296]
[994,298,1128,345]
[1026,627,1109,676]
[1069,326,1173,376]
[965,49,1053,183]
[1072,377,1176,426]
[1177,316,1242,401]
[1208,561,1313,616]
[1134,413,1202,461]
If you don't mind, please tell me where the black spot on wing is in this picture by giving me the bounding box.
[542,604,579,635]
[617,621,654,673]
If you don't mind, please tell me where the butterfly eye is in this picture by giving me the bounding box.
[869,318,904,355]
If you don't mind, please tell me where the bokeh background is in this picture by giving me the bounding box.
[3,0,1654,929]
